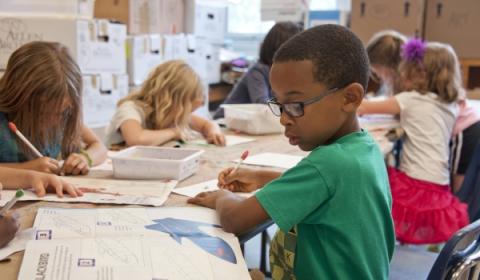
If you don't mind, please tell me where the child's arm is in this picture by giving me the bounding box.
[358,97,401,116]
[0,158,60,174]
[190,115,226,146]
[120,120,181,146]
[189,191,269,234]
[0,167,82,197]
[62,125,107,175]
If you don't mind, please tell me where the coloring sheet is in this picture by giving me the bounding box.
[172,179,254,198]
[0,177,177,207]
[18,207,250,280]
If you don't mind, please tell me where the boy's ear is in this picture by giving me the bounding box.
[341,83,364,113]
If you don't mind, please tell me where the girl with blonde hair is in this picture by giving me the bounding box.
[359,40,469,244]
[0,41,107,176]
[106,60,225,147]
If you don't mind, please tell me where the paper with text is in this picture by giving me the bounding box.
[0,177,177,207]
[18,207,250,280]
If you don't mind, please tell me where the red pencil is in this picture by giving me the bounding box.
[8,122,43,158]
[232,150,249,174]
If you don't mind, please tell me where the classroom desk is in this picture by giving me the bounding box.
[1,130,393,280]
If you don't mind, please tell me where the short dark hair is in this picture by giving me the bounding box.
[273,24,370,91]
[259,21,302,66]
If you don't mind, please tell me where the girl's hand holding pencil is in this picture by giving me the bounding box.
[8,122,61,174]
[22,157,61,174]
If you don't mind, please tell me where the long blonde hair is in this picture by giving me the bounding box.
[399,42,462,103]
[119,60,203,130]
[0,41,82,158]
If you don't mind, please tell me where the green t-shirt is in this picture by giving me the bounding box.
[256,130,395,280]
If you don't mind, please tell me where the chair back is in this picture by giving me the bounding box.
[427,219,480,280]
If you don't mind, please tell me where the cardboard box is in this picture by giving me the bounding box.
[467,89,480,100]
[162,34,188,61]
[0,15,126,74]
[94,0,149,34]
[184,0,227,44]
[350,0,426,45]
[148,0,184,34]
[82,73,128,128]
[127,34,163,85]
[425,0,480,59]
[0,0,95,18]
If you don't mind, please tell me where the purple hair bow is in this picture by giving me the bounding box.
[401,38,426,63]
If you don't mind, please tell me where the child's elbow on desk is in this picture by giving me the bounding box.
[219,211,244,234]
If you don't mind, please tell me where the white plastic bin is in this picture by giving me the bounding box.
[111,146,204,180]
[221,104,283,135]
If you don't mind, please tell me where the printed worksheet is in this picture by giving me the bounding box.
[18,207,250,280]
[235,152,303,169]
[189,135,256,147]
[0,177,177,207]
[172,179,254,198]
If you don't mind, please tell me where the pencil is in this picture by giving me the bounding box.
[231,150,249,174]
[0,189,24,216]
[8,122,43,158]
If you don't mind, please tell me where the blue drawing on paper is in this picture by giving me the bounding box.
[145,218,237,264]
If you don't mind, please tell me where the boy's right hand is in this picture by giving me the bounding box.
[0,213,18,248]
[26,171,83,198]
[218,167,262,193]
[23,157,60,174]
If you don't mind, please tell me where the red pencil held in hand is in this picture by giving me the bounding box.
[232,150,249,174]
[8,122,43,158]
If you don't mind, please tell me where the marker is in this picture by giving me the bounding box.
[0,189,24,216]
[8,122,43,158]
[231,150,249,174]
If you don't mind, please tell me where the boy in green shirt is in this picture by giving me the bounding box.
[189,24,395,279]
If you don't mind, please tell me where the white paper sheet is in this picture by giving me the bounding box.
[359,114,400,131]
[235,152,303,169]
[189,135,255,147]
[0,228,34,261]
[172,179,253,198]
[0,177,177,207]
[18,207,250,280]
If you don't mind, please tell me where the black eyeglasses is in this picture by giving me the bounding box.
[267,87,340,118]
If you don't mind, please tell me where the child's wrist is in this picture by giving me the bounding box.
[79,150,93,167]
